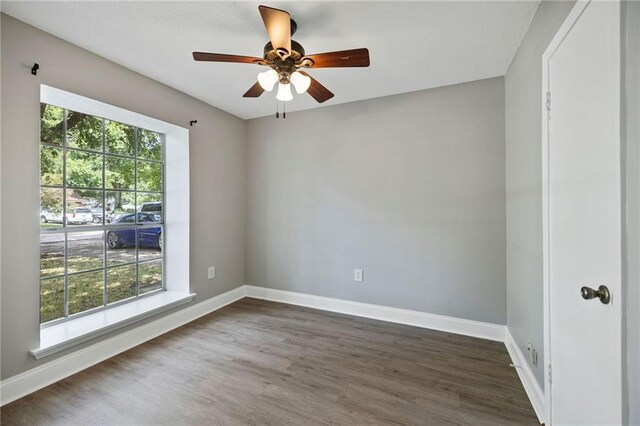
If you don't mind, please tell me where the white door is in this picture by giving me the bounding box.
[544,1,622,424]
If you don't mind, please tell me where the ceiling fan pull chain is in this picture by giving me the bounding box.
[276,99,280,118]
[283,101,286,119]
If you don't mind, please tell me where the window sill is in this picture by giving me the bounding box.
[31,291,196,360]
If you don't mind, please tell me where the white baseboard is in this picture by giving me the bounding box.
[0,285,246,407]
[244,285,506,342]
[504,328,545,424]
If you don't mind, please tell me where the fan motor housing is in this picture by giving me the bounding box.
[263,40,305,61]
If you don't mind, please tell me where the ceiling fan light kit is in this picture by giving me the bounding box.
[290,71,311,94]
[257,69,278,91]
[275,83,293,102]
[193,4,370,114]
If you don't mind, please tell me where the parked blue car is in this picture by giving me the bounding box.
[106,213,162,250]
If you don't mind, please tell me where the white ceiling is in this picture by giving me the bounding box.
[2,1,539,120]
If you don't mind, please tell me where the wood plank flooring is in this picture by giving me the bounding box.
[1,298,538,425]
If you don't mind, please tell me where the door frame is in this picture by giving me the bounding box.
[541,0,621,423]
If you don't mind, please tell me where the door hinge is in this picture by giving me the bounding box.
[548,364,552,384]
[546,91,552,119]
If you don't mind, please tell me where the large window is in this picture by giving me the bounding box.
[40,103,164,325]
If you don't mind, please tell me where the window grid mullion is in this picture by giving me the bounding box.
[63,234,69,318]
[102,119,107,307]
[42,223,161,234]
[63,108,69,319]
[41,184,163,196]
[161,134,166,295]
[45,143,163,164]
[135,128,140,297]
[42,260,154,280]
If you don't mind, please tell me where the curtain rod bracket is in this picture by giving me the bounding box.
[31,63,39,76]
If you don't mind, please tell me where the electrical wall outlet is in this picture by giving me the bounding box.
[354,269,364,282]
[208,266,215,280]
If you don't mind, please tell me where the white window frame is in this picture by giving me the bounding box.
[40,106,167,325]
[38,85,190,329]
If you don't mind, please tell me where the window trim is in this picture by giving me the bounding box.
[31,291,196,360]
[39,85,191,335]
[40,85,182,328]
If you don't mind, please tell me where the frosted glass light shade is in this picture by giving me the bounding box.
[257,69,278,91]
[290,71,311,94]
[276,83,293,102]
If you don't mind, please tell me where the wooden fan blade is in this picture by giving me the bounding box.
[299,71,334,103]
[302,48,370,68]
[193,52,264,64]
[258,5,291,58]
[243,81,265,98]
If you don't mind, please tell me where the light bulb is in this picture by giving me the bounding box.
[290,71,311,94]
[257,69,278,91]
[276,83,293,102]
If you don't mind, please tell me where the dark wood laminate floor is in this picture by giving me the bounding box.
[1,298,538,425]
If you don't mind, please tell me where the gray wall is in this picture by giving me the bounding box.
[246,77,507,325]
[624,1,640,423]
[504,1,574,388]
[0,14,246,379]
[2,4,636,416]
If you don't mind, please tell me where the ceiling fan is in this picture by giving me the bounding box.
[193,5,370,104]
